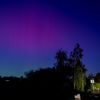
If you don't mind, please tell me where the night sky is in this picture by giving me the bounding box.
[0,0,100,76]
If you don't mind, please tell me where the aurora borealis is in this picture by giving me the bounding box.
[0,0,100,76]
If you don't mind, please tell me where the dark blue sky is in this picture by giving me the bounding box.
[0,0,100,76]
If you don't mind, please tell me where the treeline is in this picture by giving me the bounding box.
[0,43,99,99]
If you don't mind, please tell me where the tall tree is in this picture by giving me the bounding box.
[70,43,86,92]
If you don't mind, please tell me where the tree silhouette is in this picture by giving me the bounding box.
[54,49,74,99]
[70,43,86,92]
[55,49,67,70]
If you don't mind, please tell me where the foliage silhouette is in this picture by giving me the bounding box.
[55,49,67,69]
[69,43,87,92]
[0,43,99,100]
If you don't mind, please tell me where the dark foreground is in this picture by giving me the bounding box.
[80,92,100,100]
[0,71,74,100]
[0,88,74,100]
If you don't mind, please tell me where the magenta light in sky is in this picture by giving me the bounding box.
[0,0,100,76]
[0,6,74,53]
